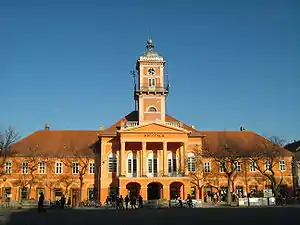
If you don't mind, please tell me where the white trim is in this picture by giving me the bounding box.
[108,152,118,173]
[146,152,159,177]
[146,105,159,112]
[126,152,138,177]
[55,161,63,174]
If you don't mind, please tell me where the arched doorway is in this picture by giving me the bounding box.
[147,182,163,200]
[170,182,184,200]
[126,182,141,198]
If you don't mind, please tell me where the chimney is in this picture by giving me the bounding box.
[99,125,105,130]
[191,125,196,129]
[44,124,50,130]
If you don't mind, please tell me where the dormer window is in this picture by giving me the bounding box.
[147,106,158,112]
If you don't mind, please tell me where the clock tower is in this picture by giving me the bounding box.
[134,39,169,125]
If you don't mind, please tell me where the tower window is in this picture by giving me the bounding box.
[147,106,158,112]
[148,78,156,88]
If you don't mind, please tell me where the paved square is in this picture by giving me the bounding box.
[1,207,298,225]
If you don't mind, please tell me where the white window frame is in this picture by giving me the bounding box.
[21,161,28,174]
[187,152,196,172]
[89,162,95,174]
[72,162,80,174]
[55,161,63,174]
[5,161,12,174]
[108,153,118,173]
[279,160,286,171]
[126,152,138,177]
[167,152,178,175]
[147,152,158,177]
[235,161,241,172]
[38,161,46,174]
[148,78,156,89]
[220,161,226,173]
[204,162,211,173]
[250,160,256,172]
[147,106,158,112]
[265,159,271,171]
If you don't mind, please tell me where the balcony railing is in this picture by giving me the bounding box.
[135,86,169,93]
[120,121,181,130]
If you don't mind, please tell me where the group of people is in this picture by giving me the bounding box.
[105,193,143,210]
[38,192,71,213]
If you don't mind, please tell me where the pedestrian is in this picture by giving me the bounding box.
[60,195,66,209]
[125,195,129,210]
[38,192,46,213]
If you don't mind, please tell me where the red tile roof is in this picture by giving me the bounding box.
[201,131,293,157]
[11,130,102,156]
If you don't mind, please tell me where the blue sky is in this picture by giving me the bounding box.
[0,0,299,143]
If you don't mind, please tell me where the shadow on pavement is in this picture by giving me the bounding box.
[3,207,298,225]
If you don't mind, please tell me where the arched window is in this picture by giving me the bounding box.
[167,152,178,175]
[147,106,158,112]
[147,152,158,177]
[187,152,196,172]
[108,153,117,172]
[127,152,138,177]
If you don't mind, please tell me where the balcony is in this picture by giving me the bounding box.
[120,121,181,130]
[135,86,169,93]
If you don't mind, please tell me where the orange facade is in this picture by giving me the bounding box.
[1,39,294,204]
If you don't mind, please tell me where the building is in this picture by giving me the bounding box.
[1,40,294,205]
[285,140,300,194]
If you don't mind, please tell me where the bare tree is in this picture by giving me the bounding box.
[204,141,244,205]
[59,143,93,203]
[250,141,286,198]
[0,126,19,177]
[57,174,78,195]
[267,136,286,147]
[13,146,48,200]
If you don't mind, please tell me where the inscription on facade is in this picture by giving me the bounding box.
[144,134,164,138]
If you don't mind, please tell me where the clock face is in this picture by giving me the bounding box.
[148,68,156,75]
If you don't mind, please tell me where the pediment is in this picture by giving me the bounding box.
[119,122,190,134]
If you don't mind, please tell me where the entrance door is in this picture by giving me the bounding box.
[72,188,80,206]
[147,183,162,200]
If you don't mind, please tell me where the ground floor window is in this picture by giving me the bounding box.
[20,188,28,201]
[2,187,12,202]
[88,188,95,200]
[54,188,63,201]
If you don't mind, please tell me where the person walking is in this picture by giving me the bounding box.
[38,192,46,213]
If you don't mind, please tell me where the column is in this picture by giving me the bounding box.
[142,142,147,176]
[120,141,126,176]
[180,143,185,174]
[163,142,168,176]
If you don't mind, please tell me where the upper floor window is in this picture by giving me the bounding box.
[279,160,286,171]
[148,78,156,88]
[21,162,28,174]
[265,160,271,171]
[5,161,12,174]
[220,161,226,172]
[38,161,46,174]
[72,162,80,174]
[147,152,158,177]
[235,161,241,172]
[127,152,137,177]
[147,106,157,112]
[204,162,211,173]
[250,160,256,172]
[108,153,117,173]
[89,162,95,174]
[187,153,196,172]
[55,162,63,174]
[168,152,177,174]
